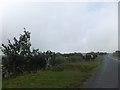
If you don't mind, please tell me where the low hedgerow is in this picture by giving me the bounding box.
[2,55,104,88]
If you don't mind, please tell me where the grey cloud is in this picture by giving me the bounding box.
[1,2,118,54]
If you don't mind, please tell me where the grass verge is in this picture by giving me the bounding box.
[2,55,104,88]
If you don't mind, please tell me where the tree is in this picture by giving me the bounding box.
[55,53,64,64]
[1,28,32,74]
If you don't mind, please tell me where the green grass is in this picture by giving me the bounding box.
[113,53,119,60]
[0,55,1,62]
[2,55,104,88]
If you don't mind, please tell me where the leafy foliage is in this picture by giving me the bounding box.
[1,29,47,75]
[1,29,100,77]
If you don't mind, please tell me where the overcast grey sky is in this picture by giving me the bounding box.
[1,2,118,53]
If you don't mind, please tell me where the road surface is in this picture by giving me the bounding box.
[83,54,118,88]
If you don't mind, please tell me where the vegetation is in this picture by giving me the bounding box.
[2,55,104,88]
[1,30,106,88]
[1,29,57,76]
[113,50,120,60]
[1,30,85,76]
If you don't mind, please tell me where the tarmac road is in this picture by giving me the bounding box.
[83,54,118,88]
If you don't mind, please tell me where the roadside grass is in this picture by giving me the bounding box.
[2,55,104,88]
[0,56,1,62]
[113,53,119,60]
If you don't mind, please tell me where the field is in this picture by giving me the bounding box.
[2,55,104,88]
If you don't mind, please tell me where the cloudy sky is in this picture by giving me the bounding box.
[1,2,118,54]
